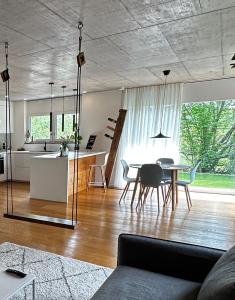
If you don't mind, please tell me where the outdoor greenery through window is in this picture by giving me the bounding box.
[180,100,235,189]
[31,115,50,140]
[56,113,74,139]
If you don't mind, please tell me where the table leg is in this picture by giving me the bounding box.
[176,170,179,204]
[32,279,35,300]
[171,170,176,211]
[131,169,140,206]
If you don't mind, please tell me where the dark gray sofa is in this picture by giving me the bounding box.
[91,234,226,300]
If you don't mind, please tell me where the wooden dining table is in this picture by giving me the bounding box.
[129,164,190,210]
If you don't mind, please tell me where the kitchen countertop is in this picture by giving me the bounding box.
[12,151,59,154]
[32,151,106,160]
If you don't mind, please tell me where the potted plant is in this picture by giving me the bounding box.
[60,134,82,157]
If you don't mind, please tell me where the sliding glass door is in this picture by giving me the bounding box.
[180,99,235,193]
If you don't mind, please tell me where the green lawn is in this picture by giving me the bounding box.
[179,173,235,189]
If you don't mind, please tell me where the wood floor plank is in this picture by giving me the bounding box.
[0,182,235,268]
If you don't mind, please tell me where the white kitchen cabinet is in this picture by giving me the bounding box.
[11,152,45,181]
[0,153,6,182]
[0,101,14,133]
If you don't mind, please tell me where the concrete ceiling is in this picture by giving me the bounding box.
[0,0,234,100]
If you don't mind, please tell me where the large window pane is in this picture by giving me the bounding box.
[180,100,235,190]
[31,115,50,140]
[56,113,74,139]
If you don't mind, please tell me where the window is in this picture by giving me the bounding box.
[31,115,50,140]
[56,113,75,139]
[180,100,235,190]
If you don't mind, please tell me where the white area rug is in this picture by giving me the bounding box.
[0,242,112,299]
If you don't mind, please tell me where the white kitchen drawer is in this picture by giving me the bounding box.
[13,167,30,181]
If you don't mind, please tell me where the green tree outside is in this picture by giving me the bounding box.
[180,100,235,176]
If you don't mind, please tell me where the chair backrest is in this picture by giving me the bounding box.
[156,158,174,165]
[121,159,129,181]
[156,158,174,179]
[140,164,163,188]
[190,160,201,183]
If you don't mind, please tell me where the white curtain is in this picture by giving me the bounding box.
[114,83,183,188]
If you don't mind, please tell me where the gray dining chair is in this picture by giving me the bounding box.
[119,160,137,203]
[165,160,201,210]
[154,158,174,199]
[156,158,174,182]
[137,164,166,211]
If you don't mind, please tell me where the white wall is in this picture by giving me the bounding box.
[183,77,235,103]
[13,90,122,151]
[12,101,27,150]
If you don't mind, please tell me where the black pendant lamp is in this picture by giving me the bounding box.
[231,53,235,68]
[151,70,171,139]
[73,88,77,132]
[49,82,54,135]
[61,85,66,132]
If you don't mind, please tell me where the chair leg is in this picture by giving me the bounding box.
[150,187,154,199]
[157,187,160,211]
[161,185,165,204]
[87,166,93,191]
[100,166,107,192]
[184,186,190,211]
[143,187,150,205]
[186,186,192,207]
[164,184,172,206]
[137,185,145,208]
[119,183,128,203]
[123,182,130,200]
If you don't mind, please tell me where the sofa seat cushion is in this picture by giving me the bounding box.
[91,266,201,300]
[198,245,235,300]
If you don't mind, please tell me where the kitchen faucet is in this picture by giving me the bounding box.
[44,141,47,152]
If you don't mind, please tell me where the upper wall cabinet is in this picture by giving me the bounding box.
[0,101,14,133]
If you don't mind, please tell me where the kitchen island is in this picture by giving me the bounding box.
[30,151,106,202]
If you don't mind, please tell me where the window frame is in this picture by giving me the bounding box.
[28,113,53,142]
[27,111,78,143]
[55,111,77,141]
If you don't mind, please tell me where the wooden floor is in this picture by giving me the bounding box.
[0,182,235,268]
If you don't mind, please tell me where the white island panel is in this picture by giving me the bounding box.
[30,151,106,203]
[30,156,69,202]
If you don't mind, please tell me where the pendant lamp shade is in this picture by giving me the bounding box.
[61,85,66,132]
[151,131,170,139]
[151,70,171,139]
[49,82,54,134]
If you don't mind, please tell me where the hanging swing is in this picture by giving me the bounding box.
[3,20,86,229]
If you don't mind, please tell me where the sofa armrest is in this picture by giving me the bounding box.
[117,234,225,283]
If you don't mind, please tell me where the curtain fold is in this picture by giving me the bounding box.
[114,83,183,188]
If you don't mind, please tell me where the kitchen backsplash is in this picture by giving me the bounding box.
[24,143,78,152]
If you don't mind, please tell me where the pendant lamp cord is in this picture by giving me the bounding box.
[62,87,65,114]
[160,74,168,132]
[50,84,53,112]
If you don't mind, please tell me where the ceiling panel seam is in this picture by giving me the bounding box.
[0,22,53,52]
[119,0,143,28]
[84,4,235,43]
[35,0,76,28]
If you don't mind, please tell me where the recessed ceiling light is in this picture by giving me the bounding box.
[119,87,125,91]
[24,98,27,100]
[83,90,87,94]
